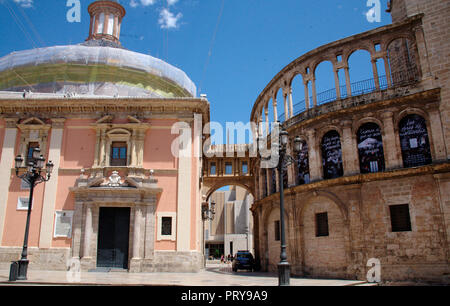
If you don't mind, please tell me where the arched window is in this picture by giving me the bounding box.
[357,122,385,173]
[97,13,105,34]
[107,14,114,35]
[399,114,432,168]
[296,139,310,185]
[321,130,343,179]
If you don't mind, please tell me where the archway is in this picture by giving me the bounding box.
[204,185,255,262]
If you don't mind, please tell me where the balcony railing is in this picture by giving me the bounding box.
[278,67,419,121]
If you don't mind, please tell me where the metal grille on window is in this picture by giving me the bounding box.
[316,212,329,237]
[161,217,172,236]
[389,204,412,232]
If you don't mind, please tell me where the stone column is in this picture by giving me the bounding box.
[288,88,294,118]
[89,15,93,37]
[272,97,278,122]
[113,15,119,38]
[144,204,156,259]
[130,131,137,167]
[130,205,143,272]
[94,14,99,34]
[371,59,380,90]
[344,66,352,97]
[428,108,447,161]
[103,14,109,35]
[307,129,321,181]
[311,78,318,107]
[176,120,192,252]
[81,204,93,265]
[304,81,310,110]
[93,129,101,167]
[71,201,84,259]
[341,120,359,176]
[265,107,269,136]
[333,66,341,100]
[0,119,18,245]
[39,119,66,249]
[283,92,289,121]
[381,111,402,170]
[99,129,106,167]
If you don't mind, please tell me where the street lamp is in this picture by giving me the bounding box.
[201,200,216,266]
[258,124,302,286]
[11,147,54,281]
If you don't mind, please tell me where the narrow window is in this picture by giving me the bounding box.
[161,217,172,236]
[26,142,39,164]
[242,162,248,174]
[107,14,114,35]
[316,212,329,237]
[389,204,412,232]
[274,220,280,241]
[210,162,216,175]
[110,142,127,166]
[225,162,233,175]
[97,13,105,34]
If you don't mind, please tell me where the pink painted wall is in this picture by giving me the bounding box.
[51,174,77,248]
[60,119,96,169]
[1,129,48,247]
[145,120,179,251]
[0,119,5,163]
[2,176,46,247]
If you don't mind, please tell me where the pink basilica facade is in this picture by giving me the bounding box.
[0,1,208,272]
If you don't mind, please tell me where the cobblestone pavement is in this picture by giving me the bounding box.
[0,263,369,286]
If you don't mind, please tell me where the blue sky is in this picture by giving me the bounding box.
[0,0,392,143]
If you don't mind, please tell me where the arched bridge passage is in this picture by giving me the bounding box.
[202,144,255,202]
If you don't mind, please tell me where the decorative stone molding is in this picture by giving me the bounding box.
[17,117,51,159]
[91,115,150,169]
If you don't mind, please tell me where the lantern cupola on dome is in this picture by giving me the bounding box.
[85,1,126,48]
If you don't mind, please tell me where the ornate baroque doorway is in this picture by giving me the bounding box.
[97,207,131,269]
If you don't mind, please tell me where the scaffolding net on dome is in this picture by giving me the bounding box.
[0,45,197,98]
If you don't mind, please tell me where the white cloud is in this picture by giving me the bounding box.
[158,8,182,29]
[167,0,179,6]
[129,0,157,7]
[13,0,33,8]
[130,0,139,8]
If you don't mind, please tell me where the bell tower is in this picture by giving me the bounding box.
[86,0,126,46]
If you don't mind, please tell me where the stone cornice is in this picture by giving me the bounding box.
[250,162,450,211]
[0,97,211,123]
[285,87,441,133]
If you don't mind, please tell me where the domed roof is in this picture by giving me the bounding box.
[0,45,197,98]
[0,0,196,98]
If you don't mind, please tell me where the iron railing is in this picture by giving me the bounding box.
[277,67,419,122]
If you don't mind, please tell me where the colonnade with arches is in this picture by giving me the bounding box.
[250,16,426,134]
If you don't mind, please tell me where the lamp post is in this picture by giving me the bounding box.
[11,147,54,280]
[258,124,302,286]
[201,199,216,267]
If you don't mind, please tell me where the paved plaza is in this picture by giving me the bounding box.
[0,263,369,286]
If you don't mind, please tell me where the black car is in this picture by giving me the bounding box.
[232,251,255,272]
